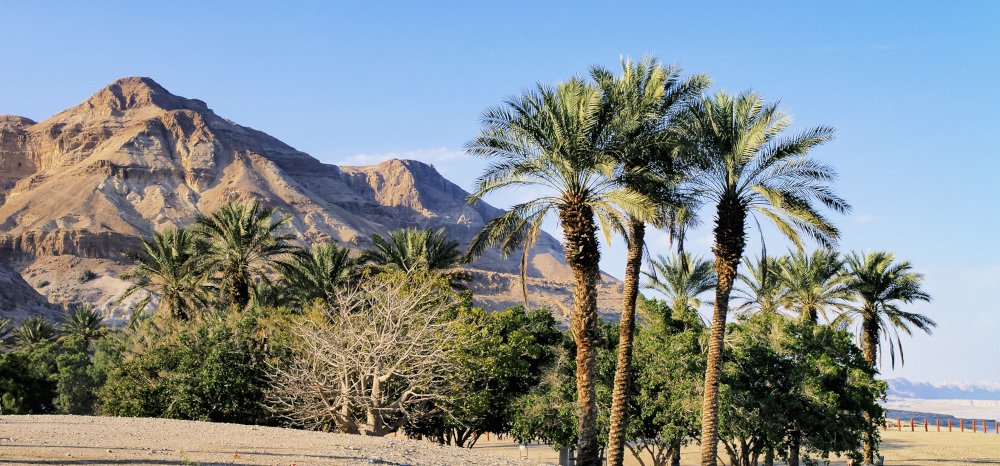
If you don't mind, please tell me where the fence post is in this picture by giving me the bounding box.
[961,419,965,432]
[974,420,978,433]
[924,418,928,432]
[936,418,940,432]
[910,418,915,432]
[948,419,952,432]
[897,418,902,431]
[984,420,988,434]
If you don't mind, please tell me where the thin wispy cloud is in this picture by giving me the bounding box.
[335,147,466,167]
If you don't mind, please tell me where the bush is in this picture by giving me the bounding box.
[79,270,97,283]
[100,310,281,424]
[37,280,50,288]
[0,342,59,413]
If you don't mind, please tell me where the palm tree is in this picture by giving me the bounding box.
[841,251,933,367]
[195,200,295,309]
[733,255,785,315]
[840,251,932,463]
[0,318,12,345]
[591,56,710,466]
[777,249,851,323]
[119,227,207,320]
[278,243,357,306]
[61,305,104,342]
[465,78,650,466]
[13,316,57,346]
[671,90,848,466]
[361,227,462,274]
[644,253,717,316]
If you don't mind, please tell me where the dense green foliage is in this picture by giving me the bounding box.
[406,306,562,446]
[718,312,884,466]
[100,311,280,424]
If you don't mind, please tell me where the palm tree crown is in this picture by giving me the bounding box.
[841,251,933,369]
[734,255,786,315]
[13,316,57,346]
[61,305,105,342]
[361,227,462,274]
[195,200,295,309]
[777,249,851,323]
[278,243,357,306]
[675,90,849,250]
[465,78,652,303]
[644,253,717,316]
[119,227,206,320]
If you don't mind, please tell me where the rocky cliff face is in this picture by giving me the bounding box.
[0,77,621,321]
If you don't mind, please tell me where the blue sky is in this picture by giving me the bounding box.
[1,1,998,384]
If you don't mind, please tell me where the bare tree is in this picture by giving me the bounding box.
[267,273,457,436]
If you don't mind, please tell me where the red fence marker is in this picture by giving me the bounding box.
[936,418,941,432]
[948,419,953,432]
[924,418,929,432]
[910,418,915,432]
[961,418,965,432]
[984,420,988,434]
[898,418,902,431]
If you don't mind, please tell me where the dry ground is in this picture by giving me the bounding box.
[3,416,1000,465]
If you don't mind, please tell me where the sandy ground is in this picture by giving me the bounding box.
[0,415,519,466]
[3,416,1000,465]
[481,430,1000,465]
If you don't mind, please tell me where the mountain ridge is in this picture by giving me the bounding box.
[0,77,621,321]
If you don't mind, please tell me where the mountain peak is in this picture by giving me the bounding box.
[81,76,209,115]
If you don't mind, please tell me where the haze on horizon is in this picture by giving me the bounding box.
[1,1,997,386]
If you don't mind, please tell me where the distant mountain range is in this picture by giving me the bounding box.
[888,378,1000,401]
[0,77,621,322]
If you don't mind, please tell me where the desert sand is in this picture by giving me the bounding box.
[3,415,1000,465]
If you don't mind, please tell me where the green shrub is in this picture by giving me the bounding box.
[100,310,283,424]
[79,270,97,282]
[37,280,50,288]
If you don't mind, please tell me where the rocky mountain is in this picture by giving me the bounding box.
[0,77,621,323]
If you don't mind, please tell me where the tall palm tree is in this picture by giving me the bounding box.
[465,78,650,466]
[841,251,933,367]
[195,200,295,309]
[840,251,932,463]
[671,91,848,466]
[777,249,851,323]
[361,227,462,274]
[644,252,717,316]
[13,316,57,346]
[61,305,104,342]
[119,228,207,320]
[278,243,357,306]
[591,56,710,466]
[733,255,785,314]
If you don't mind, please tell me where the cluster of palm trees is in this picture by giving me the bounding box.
[119,200,463,320]
[0,306,105,347]
[464,56,933,466]
[647,249,932,463]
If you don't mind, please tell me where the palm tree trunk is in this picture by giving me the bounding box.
[559,203,603,466]
[607,218,646,466]
[862,314,879,463]
[699,198,746,466]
